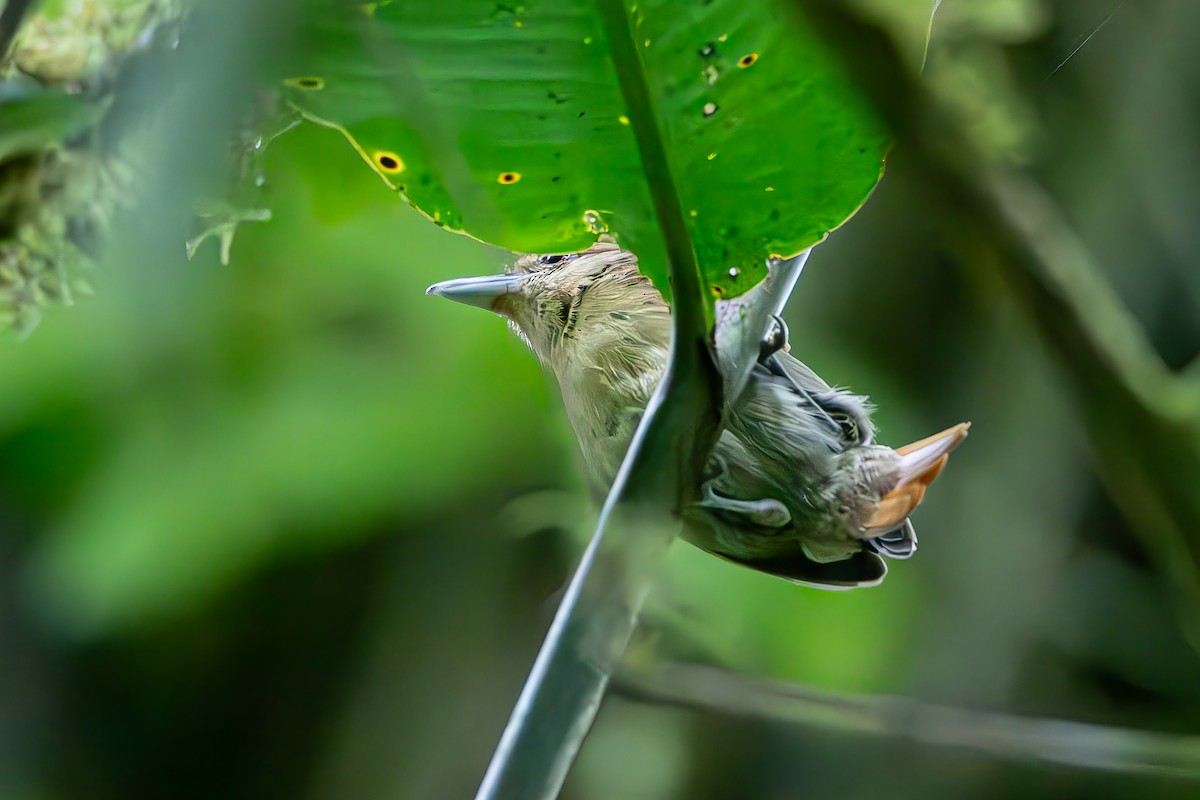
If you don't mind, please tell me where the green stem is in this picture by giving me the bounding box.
[616,661,1200,780]
[596,0,709,338]
[0,0,36,60]
[472,2,723,799]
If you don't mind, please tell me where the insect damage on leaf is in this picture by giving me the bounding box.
[374,151,404,173]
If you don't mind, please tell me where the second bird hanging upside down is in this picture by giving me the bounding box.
[427,242,969,588]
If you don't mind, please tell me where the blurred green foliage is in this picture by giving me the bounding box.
[0,0,185,335]
[7,122,575,635]
[2,1,1200,799]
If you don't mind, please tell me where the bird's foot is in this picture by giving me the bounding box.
[698,480,792,528]
[758,314,790,365]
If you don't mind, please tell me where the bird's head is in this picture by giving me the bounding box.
[426,241,667,369]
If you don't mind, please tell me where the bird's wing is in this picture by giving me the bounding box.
[686,442,881,588]
[761,350,876,447]
[767,348,834,393]
[714,546,888,589]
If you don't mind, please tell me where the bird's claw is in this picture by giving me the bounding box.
[758,314,790,365]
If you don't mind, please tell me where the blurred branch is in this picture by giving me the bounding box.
[615,661,1200,780]
[0,0,36,60]
[472,2,723,798]
[791,0,1200,650]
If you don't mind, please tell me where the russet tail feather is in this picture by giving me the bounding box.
[895,421,971,460]
[863,422,970,535]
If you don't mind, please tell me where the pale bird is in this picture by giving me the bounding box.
[427,242,968,588]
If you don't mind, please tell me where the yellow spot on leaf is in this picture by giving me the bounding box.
[765,186,774,192]
[514,20,523,28]
[373,151,404,173]
[584,209,609,234]
[498,171,522,185]
[738,53,758,68]
[707,152,717,160]
[618,115,630,125]
[689,209,698,217]
[283,76,324,90]
[583,36,593,44]
[718,33,728,42]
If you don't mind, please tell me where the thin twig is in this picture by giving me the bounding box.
[472,1,723,797]
[615,661,1200,780]
[1045,1,1124,80]
[0,0,36,62]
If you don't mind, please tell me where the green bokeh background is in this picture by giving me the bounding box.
[3,1,1200,798]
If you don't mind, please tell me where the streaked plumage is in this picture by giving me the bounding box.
[428,242,968,588]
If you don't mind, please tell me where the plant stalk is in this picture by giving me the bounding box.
[472,1,723,797]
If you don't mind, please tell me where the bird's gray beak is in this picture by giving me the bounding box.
[425,273,527,313]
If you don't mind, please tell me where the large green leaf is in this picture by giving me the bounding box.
[279,0,934,296]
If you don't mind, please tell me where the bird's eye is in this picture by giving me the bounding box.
[538,253,578,267]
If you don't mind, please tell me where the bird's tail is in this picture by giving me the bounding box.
[863,422,971,536]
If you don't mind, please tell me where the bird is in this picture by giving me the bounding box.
[427,242,968,588]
